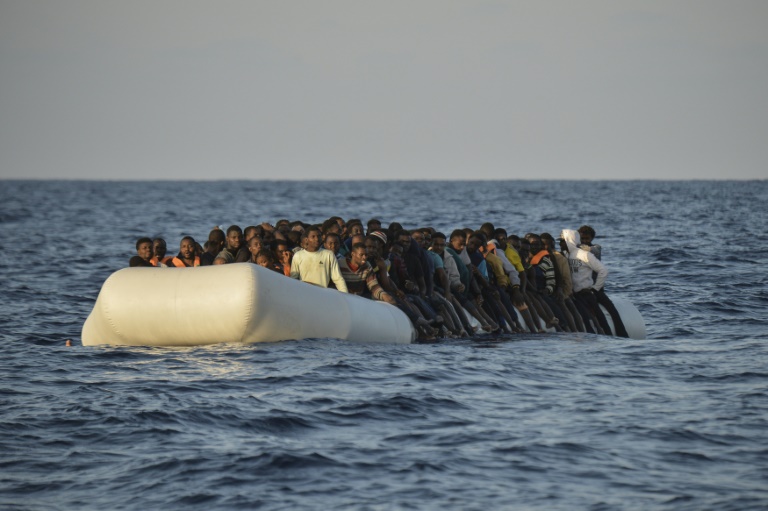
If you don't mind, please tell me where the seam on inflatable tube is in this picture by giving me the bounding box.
[239,265,256,343]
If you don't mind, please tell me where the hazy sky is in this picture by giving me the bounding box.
[1,1,766,180]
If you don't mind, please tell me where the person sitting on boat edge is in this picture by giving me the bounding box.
[560,228,613,335]
[540,232,583,333]
[129,237,155,267]
[289,226,348,292]
[339,242,397,304]
[577,225,629,338]
[578,225,602,261]
[446,229,498,332]
[166,236,201,267]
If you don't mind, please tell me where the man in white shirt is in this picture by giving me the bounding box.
[290,226,348,292]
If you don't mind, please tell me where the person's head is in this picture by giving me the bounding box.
[255,249,275,268]
[419,229,433,247]
[366,218,382,235]
[540,232,555,252]
[479,222,495,240]
[322,218,341,236]
[275,219,291,234]
[527,234,543,255]
[243,225,259,243]
[364,235,382,259]
[388,222,403,240]
[449,229,467,252]
[207,228,225,253]
[324,232,341,254]
[369,230,388,250]
[285,231,301,248]
[494,228,508,249]
[274,240,293,264]
[518,238,531,260]
[136,237,153,261]
[507,234,521,251]
[578,225,596,246]
[466,232,486,255]
[152,238,167,259]
[347,221,364,238]
[261,228,274,246]
[349,242,368,266]
[179,236,196,260]
[225,225,243,251]
[411,230,428,249]
[396,229,411,250]
[305,226,322,252]
[333,216,346,237]
[431,232,447,254]
[248,236,264,257]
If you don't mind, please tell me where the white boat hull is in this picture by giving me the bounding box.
[81,264,416,346]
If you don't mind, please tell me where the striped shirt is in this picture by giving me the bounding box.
[338,258,388,301]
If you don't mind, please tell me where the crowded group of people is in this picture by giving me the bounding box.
[128,217,629,340]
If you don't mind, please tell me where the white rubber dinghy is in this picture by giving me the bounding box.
[82,264,416,347]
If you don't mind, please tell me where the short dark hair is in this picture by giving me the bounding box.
[578,225,596,238]
[256,249,275,264]
[135,237,152,250]
[208,228,225,243]
[479,222,495,238]
[244,225,259,239]
[322,218,340,233]
[226,225,242,236]
[449,229,466,241]
[470,231,487,244]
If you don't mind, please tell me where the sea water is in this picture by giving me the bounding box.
[0,180,766,510]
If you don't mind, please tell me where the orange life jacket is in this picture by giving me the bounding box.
[530,250,549,266]
[149,256,174,267]
[168,256,200,267]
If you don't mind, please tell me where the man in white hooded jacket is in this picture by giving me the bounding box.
[560,229,612,335]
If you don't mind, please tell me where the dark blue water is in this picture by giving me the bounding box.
[1,180,767,510]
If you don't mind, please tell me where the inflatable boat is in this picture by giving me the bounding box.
[81,264,645,347]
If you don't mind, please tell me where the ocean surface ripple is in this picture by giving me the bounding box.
[1,180,767,510]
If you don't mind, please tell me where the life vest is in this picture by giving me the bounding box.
[529,250,548,266]
[149,256,173,267]
[529,250,553,293]
[168,256,200,267]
